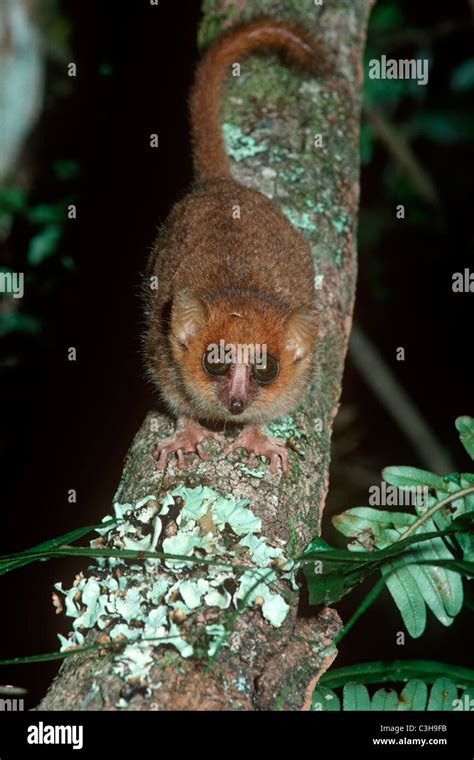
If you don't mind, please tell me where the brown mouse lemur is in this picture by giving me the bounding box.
[143,19,321,474]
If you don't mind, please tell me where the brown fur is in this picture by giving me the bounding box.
[190,18,319,181]
[143,19,320,430]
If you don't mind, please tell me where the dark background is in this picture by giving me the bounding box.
[0,0,472,706]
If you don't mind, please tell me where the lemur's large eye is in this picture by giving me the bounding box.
[252,353,279,385]
[202,352,230,377]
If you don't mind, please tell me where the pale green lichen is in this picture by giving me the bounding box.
[54,487,295,690]
[223,123,267,162]
[236,463,265,478]
[279,164,305,182]
[281,206,317,233]
[206,624,228,657]
[234,570,289,627]
[267,415,303,440]
[233,676,249,694]
[331,211,349,234]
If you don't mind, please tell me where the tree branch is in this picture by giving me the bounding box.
[38,0,372,712]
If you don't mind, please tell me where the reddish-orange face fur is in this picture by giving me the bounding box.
[170,291,318,425]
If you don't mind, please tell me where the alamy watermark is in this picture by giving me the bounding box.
[0,696,25,711]
[0,270,24,298]
[27,721,83,750]
[452,268,473,292]
[0,684,27,711]
[206,340,267,368]
[368,55,429,86]
[369,482,428,507]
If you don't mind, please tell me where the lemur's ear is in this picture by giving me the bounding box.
[284,306,319,360]
[171,291,207,347]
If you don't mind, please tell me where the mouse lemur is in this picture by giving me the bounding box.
[143,19,320,474]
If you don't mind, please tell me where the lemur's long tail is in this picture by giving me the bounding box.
[189,18,319,182]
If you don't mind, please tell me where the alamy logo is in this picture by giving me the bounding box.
[452,268,473,292]
[0,697,24,711]
[206,340,267,368]
[27,721,84,750]
[0,270,24,298]
[368,482,428,507]
[368,55,429,86]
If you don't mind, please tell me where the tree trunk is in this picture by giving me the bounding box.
[38,0,372,712]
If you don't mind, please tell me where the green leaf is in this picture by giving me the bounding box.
[413,110,474,144]
[329,469,473,636]
[451,510,474,528]
[381,531,464,634]
[27,203,64,225]
[457,495,474,557]
[62,255,75,271]
[432,486,459,532]
[403,559,452,627]
[336,577,386,644]
[311,686,341,711]
[382,561,426,637]
[416,531,463,619]
[312,678,464,712]
[363,60,420,106]
[369,3,404,33]
[0,186,27,213]
[304,504,474,630]
[303,520,473,566]
[303,537,338,555]
[397,680,428,711]
[455,417,474,460]
[399,509,464,622]
[313,680,463,712]
[382,466,447,491]
[0,312,41,336]
[315,664,474,711]
[0,519,118,576]
[332,507,415,546]
[53,160,80,181]
[303,515,473,618]
[0,544,247,574]
[0,643,101,667]
[27,225,62,265]
[371,688,399,711]
[415,559,474,578]
[305,565,347,606]
[427,678,458,710]
[343,683,371,711]
[320,660,474,690]
[458,687,474,710]
[451,59,474,93]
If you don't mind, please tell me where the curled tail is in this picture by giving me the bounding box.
[190,18,319,182]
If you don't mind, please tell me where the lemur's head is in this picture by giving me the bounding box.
[169,290,318,424]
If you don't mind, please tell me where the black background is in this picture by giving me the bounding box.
[0,0,472,707]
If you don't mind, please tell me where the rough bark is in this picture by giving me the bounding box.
[38,0,371,712]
